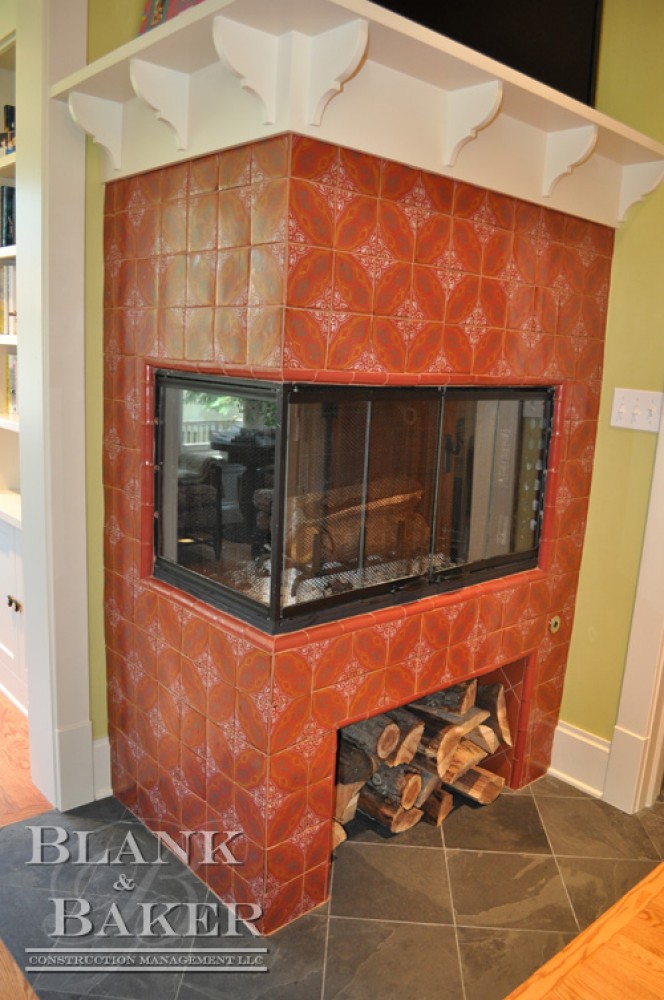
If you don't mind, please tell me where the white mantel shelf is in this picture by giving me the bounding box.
[50,0,664,227]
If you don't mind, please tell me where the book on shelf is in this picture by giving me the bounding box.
[1,104,15,157]
[5,352,17,416]
[0,263,16,336]
[139,0,205,34]
[0,185,14,247]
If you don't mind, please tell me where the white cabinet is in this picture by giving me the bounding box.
[0,515,25,708]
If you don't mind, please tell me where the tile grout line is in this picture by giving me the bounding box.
[531,793,581,935]
[441,822,469,1000]
[319,853,336,1000]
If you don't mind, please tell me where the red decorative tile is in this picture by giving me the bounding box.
[267,787,307,847]
[289,179,334,247]
[417,175,452,217]
[269,748,309,795]
[253,135,290,180]
[247,305,283,367]
[415,212,450,266]
[339,147,381,195]
[372,317,407,372]
[237,648,271,694]
[284,309,327,369]
[236,692,269,753]
[451,218,482,273]
[453,183,486,219]
[447,274,480,325]
[335,194,378,253]
[292,136,338,182]
[270,696,311,754]
[377,201,415,261]
[273,650,312,699]
[311,686,347,729]
[218,188,251,247]
[327,314,371,370]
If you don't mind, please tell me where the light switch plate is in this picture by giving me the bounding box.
[610,387,663,432]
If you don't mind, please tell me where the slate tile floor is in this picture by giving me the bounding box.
[1,777,663,1000]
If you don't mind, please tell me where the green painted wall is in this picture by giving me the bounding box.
[84,0,664,745]
[0,1,16,42]
[561,0,664,739]
[87,0,145,738]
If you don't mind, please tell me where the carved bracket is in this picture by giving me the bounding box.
[213,15,279,124]
[542,124,598,197]
[619,160,664,222]
[68,91,123,171]
[129,59,190,150]
[305,18,368,126]
[442,79,503,167]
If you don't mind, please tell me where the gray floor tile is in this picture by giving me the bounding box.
[636,801,664,857]
[457,926,575,1000]
[530,775,592,799]
[535,794,660,860]
[443,794,551,855]
[447,850,578,932]
[330,841,453,924]
[324,917,463,999]
[178,913,326,1000]
[557,856,660,929]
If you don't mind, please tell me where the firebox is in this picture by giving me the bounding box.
[153,371,553,633]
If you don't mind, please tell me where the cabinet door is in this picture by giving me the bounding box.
[0,519,26,708]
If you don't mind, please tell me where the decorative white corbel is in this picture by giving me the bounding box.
[129,58,190,150]
[305,18,368,126]
[618,160,664,223]
[68,91,124,171]
[541,124,598,197]
[213,15,280,125]
[442,79,503,167]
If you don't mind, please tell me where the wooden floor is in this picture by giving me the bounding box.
[0,941,38,999]
[508,860,664,999]
[0,691,51,828]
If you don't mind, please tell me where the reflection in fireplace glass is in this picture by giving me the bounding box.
[154,373,553,633]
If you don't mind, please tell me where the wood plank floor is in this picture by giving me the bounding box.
[0,941,39,999]
[0,691,51,828]
[507,860,664,999]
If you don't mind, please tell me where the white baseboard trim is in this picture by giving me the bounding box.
[56,721,96,811]
[93,736,112,801]
[549,720,611,798]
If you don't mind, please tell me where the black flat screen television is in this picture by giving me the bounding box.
[372,0,603,106]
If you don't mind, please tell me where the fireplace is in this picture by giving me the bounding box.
[154,372,553,632]
[103,133,612,933]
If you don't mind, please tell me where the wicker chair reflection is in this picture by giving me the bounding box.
[177,455,223,559]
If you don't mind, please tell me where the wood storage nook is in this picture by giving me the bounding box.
[333,679,512,843]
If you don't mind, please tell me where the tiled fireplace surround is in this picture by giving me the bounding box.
[103,133,613,934]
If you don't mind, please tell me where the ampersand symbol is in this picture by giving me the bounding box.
[113,873,135,891]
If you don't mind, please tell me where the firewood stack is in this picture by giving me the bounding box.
[332,679,512,847]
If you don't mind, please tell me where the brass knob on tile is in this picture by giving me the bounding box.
[549,614,561,635]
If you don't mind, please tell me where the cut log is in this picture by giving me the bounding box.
[384,707,425,766]
[416,707,490,779]
[335,781,365,825]
[413,770,440,808]
[343,716,401,760]
[416,680,478,715]
[444,765,505,804]
[476,684,513,747]
[421,787,454,826]
[409,701,491,730]
[440,739,488,784]
[369,763,422,810]
[331,819,347,851]
[357,784,424,834]
[336,737,378,784]
[465,723,501,755]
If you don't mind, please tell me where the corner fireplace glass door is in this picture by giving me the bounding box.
[154,373,552,633]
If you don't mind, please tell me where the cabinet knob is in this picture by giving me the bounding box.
[6,595,21,613]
